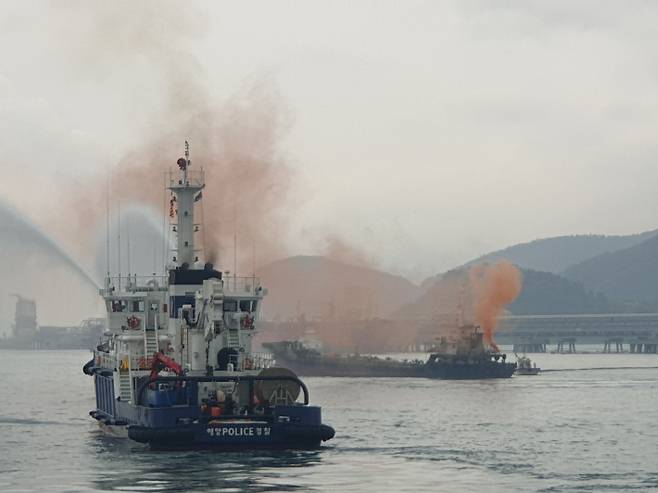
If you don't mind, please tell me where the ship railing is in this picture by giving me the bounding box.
[222,276,263,295]
[94,350,116,369]
[96,352,271,374]
[168,169,204,188]
[109,353,155,372]
[103,275,168,293]
[128,354,157,371]
[249,352,275,370]
[136,374,310,411]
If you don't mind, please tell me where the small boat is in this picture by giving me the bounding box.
[515,354,541,375]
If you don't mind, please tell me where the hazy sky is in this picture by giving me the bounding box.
[1,0,657,281]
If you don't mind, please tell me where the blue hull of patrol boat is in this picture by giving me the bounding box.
[89,370,335,450]
[126,420,335,450]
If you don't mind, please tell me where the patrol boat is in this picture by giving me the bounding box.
[83,144,334,449]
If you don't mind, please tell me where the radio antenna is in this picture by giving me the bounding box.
[117,200,122,290]
[106,174,111,282]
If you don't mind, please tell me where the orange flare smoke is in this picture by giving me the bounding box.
[469,260,522,350]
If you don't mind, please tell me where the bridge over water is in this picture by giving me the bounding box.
[496,313,658,353]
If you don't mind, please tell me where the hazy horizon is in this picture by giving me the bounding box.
[1,1,657,327]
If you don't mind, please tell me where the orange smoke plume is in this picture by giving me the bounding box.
[109,85,294,271]
[469,261,522,350]
[36,3,296,272]
[61,82,295,272]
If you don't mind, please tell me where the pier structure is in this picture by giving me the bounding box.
[497,313,658,353]
[603,338,624,353]
[512,341,547,353]
[258,313,658,354]
[556,338,577,353]
[629,342,658,353]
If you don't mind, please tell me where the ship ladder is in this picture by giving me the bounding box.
[144,330,159,362]
[227,329,240,349]
[118,372,132,402]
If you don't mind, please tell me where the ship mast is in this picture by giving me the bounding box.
[169,141,205,266]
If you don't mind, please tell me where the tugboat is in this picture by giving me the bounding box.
[424,324,517,379]
[83,143,334,449]
[264,324,516,379]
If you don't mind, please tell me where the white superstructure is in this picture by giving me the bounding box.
[95,143,271,404]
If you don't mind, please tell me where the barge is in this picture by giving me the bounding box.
[264,324,516,379]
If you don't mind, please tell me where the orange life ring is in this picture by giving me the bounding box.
[241,314,254,329]
[127,315,141,329]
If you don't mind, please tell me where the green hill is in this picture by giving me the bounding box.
[402,267,613,318]
[509,269,613,315]
[563,234,658,308]
[466,231,658,274]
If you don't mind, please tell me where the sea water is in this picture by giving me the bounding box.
[1,350,657,492]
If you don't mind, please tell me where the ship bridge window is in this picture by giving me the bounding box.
[239,300,258,312]
[132,300,145,312]
[223,300,237,312]
[111,300,127,312]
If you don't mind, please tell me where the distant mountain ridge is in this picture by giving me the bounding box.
[467,231,658,274]
[563,234,658,307]
[257,255,420,321]
[398,267,614,319]
[509,269,613,315]
[420,230,658,291]
[257,228,658,322]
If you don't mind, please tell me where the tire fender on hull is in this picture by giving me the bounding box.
[128,425,195,444]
